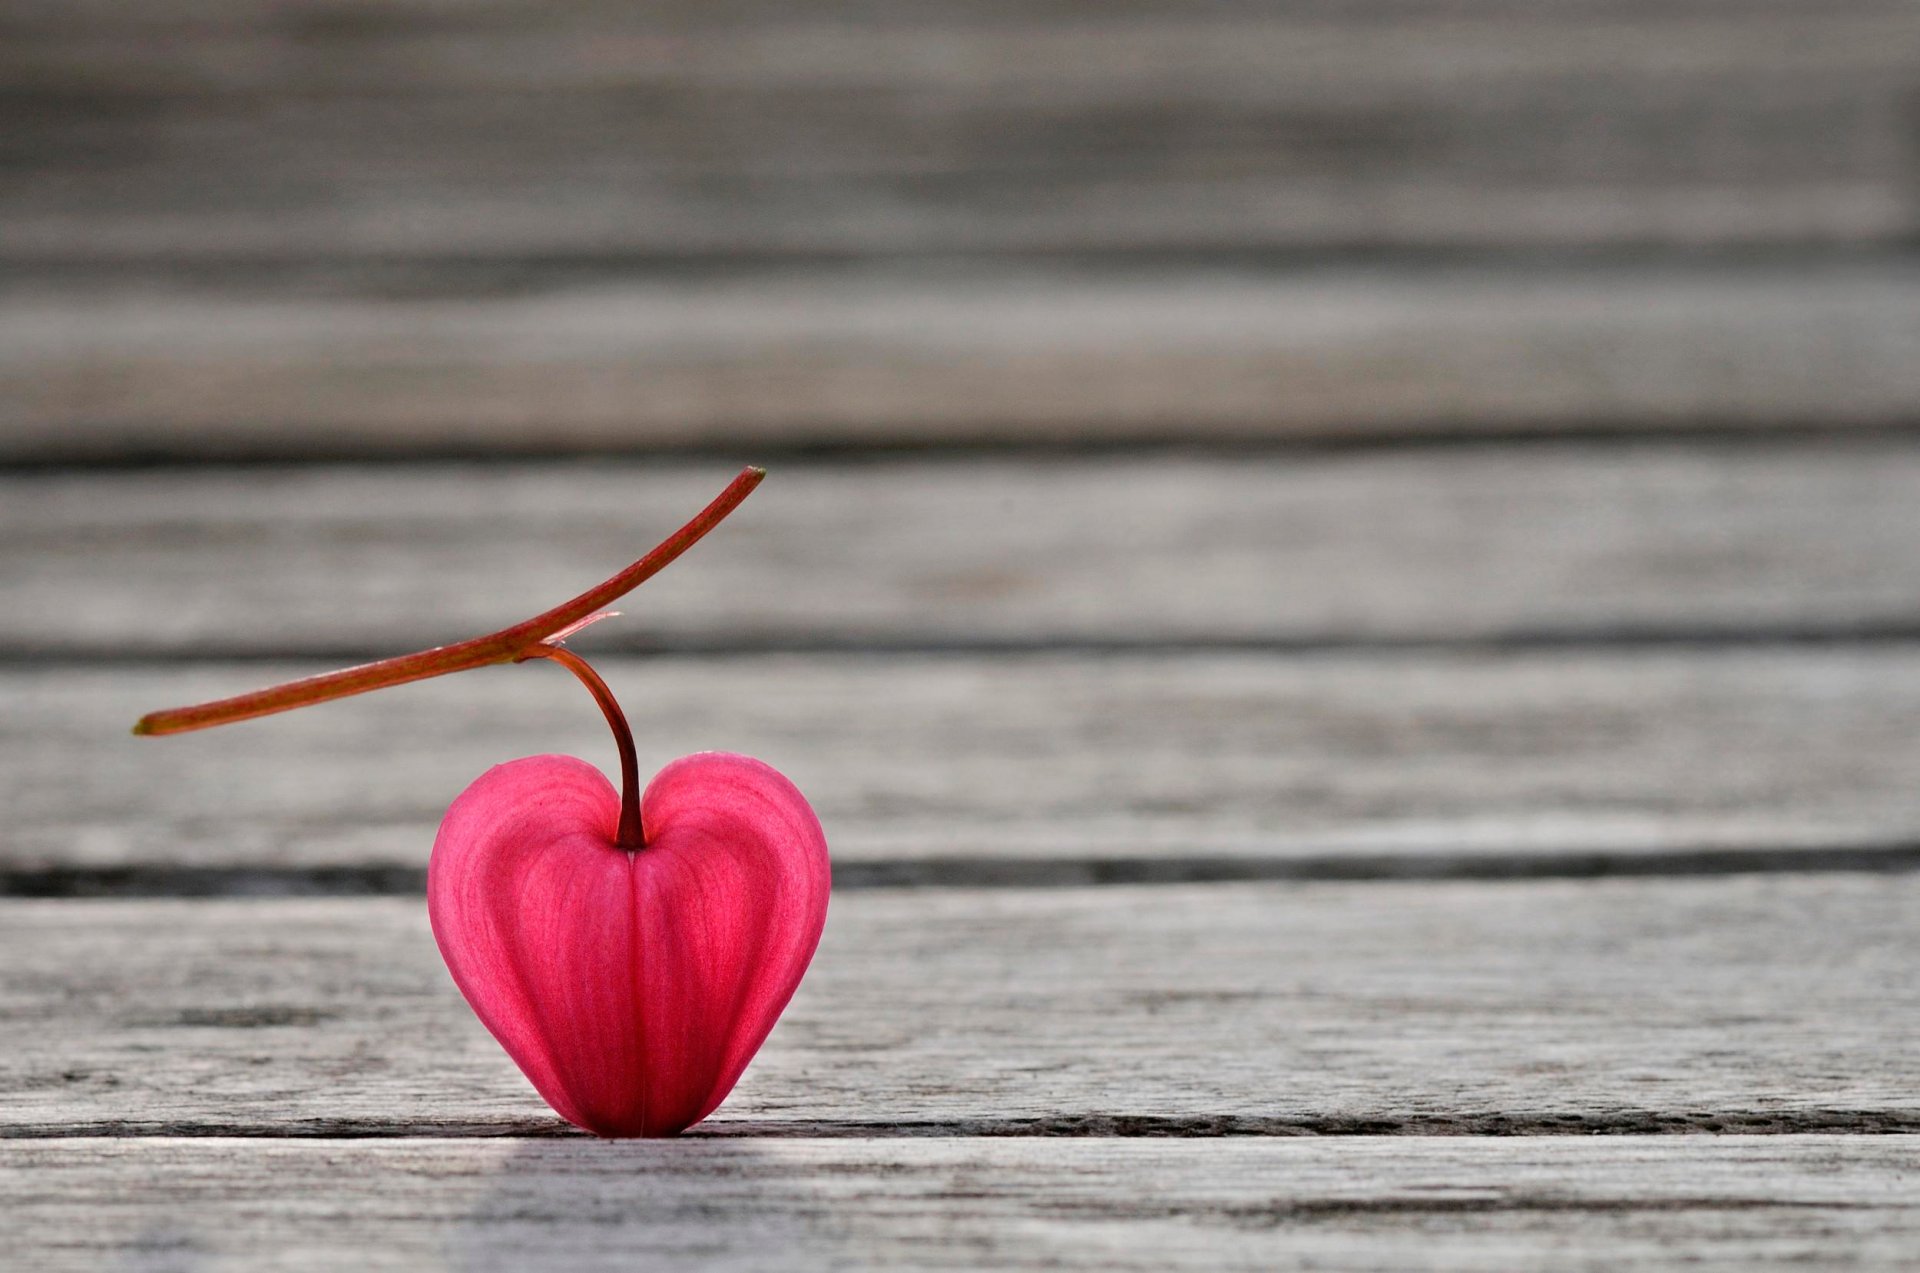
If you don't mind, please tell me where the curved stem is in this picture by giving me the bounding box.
[132,467,764,736]
[522,645,644,849]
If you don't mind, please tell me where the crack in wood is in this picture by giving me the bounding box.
[6,845,1919,899]
[17,622,1920,665]
[8,421,1920,474]
[1038,1196,1868,1224]
[6,1111,1919,1140]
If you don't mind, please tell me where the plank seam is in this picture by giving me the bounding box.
[9,423,1920,473]
[17,623,1920,667]
[6,1112,1920,1140]
[6,844,1920,899]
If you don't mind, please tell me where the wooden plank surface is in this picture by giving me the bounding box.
[3,877,1914,1134]
[8,0,1905,22]
[11,2,1918,1260]
[5,1137,1918,1271]
[9,445,1920,654]
[6,265,1919,458]
[4,5,1915,261]
[11,649,1920,874]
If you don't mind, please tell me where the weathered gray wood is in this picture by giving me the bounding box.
[2,876,1915,1133]
[11,649,1920,873]
[7,0,1907,23]
[7,266,1920,458]
[4,1137,1917,1271]
[8,445,1920,653]
[4,6,1916,261]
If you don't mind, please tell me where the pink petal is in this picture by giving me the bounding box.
[427,752,830,1136]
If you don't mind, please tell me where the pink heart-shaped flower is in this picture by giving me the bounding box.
[427,751,829,1137]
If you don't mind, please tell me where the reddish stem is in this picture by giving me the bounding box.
[132,466,765,736]
[521,645,645,848]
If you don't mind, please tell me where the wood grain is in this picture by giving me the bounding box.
[2,876,1915,1133]
[4,1137,1917,1271]
[6,265,1920,458]
[8,0,1908,24]
[12,6,1917,1254]
[4,6,1916,261]
[11,649,1920,873]
[9,445,1920,654]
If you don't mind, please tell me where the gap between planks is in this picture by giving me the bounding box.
[24,624,1920,664]
[9,418,1920,479]
[12,1114,1920,1141]
[8,845,1920,900]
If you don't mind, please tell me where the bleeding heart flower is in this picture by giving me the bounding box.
[429,751,828,1136]
[134,469,828,1136]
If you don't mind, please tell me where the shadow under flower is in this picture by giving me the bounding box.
[443,1135,858,1273]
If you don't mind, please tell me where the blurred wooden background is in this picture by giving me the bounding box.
[3,0,1919,458]
[5,2,1920,1268]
